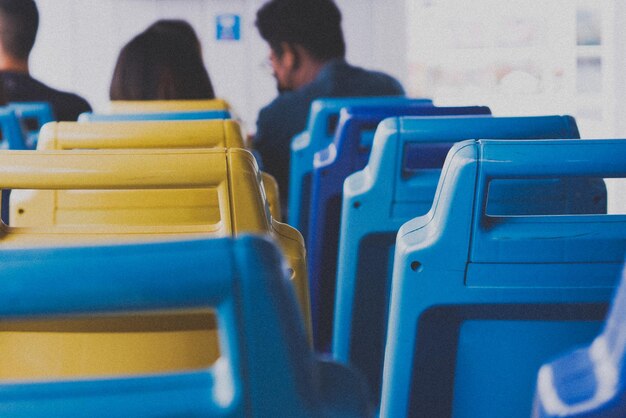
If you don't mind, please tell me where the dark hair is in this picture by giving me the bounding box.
[147,19,202,55]
[109,21,215,100]
[255,0,345,61]
[0,0,39,60]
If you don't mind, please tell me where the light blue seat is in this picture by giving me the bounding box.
[8,102,55,150]
[332,115,603,404]
[287,97,432,232]
[0,236,371,417]
[0,107,31,222]
[307,105,491,351]
[532,264,626,418]
[0,107,27,150]
[78,109,231,122]
[380,139,626,418]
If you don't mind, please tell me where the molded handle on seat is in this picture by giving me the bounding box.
[0,149,235,189]
[107,99,230,113]
[307,97,432,152]
[37,120,244,150]
[0,237,242,316]
[478,139,626,179]
[79,110,231,122]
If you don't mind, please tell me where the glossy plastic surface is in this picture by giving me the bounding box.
[106,99,230,113]
[8,102,55,149]
[0,107,26,150]
[287,96,432,230]
[306,105,490,351]
[333,115,596,404]
[78,109,231,122]
[533,265,626,418]
[0,148,310,378]
[0,236,370,417]
[380,139,626,418]
[32,120,281,221]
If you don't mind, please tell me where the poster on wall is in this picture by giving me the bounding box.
[216,14,241,41]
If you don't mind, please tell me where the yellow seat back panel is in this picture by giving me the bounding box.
[0,149,310,377]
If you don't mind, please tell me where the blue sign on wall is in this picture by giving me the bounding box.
[216,14,241,41]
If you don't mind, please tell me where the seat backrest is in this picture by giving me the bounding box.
[37,120,244,150]
[34,120,281,221]
[106,99,230,113]
[7,102,55,150]
[1,148,269,236]
[533,264,626,418]
[78,109,231,122]
[380,139,626,418]
[0,235,369,417]
[306,106,490,351]
[287,96,432,227]
[332,115,597,405]
[0,107,27,150]
[5,147,309,338]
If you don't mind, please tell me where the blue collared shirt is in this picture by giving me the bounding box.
[254,59,404,211]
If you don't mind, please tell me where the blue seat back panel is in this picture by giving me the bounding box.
[307,106,491,351]
[8,102,55,150]
[407,304,607,418]
[0,237,369,417]
[380,139,626,418]
[532,266,626,418]
[333,116,588,405]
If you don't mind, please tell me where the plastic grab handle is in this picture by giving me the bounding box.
[0,149,235,189]
[477,139,626,179]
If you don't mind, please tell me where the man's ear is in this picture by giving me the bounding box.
[279,42,300,71]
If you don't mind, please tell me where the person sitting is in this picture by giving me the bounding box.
[253,0,405,210]
[0,0,91,121]
[109,20,215,100]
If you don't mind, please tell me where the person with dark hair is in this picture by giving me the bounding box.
[254,0,404,210]
[109,20,215,101]
[0,0,91,121]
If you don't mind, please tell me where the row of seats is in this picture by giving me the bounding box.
[0,99,376,416]
[289,97,625,417]
[0,97,624,417]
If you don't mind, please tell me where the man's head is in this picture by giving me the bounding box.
[0,0,38,64]
[256,0,345,92]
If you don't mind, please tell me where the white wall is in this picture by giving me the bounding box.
[611,0,626,137]
[30,0,407,133]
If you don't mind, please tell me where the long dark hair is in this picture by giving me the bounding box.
[109,20,215,100]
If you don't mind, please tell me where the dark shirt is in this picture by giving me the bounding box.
[1,71,92,121]
[254,59,405,209]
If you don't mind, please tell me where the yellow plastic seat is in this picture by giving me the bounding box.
[30,120,281,221]
[106,99,230,113]
[1,148,309,379]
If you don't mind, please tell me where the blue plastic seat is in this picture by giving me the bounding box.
[78,109,231,122]
[379,139,626,418]
[7,102,55,150]
[307,105,491,351]
[332,115,604,405]
[0,107,27,150]
[0,107,33,223]
[287,97,432,232]
[0,236,371,417]
[532,263,626,418]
